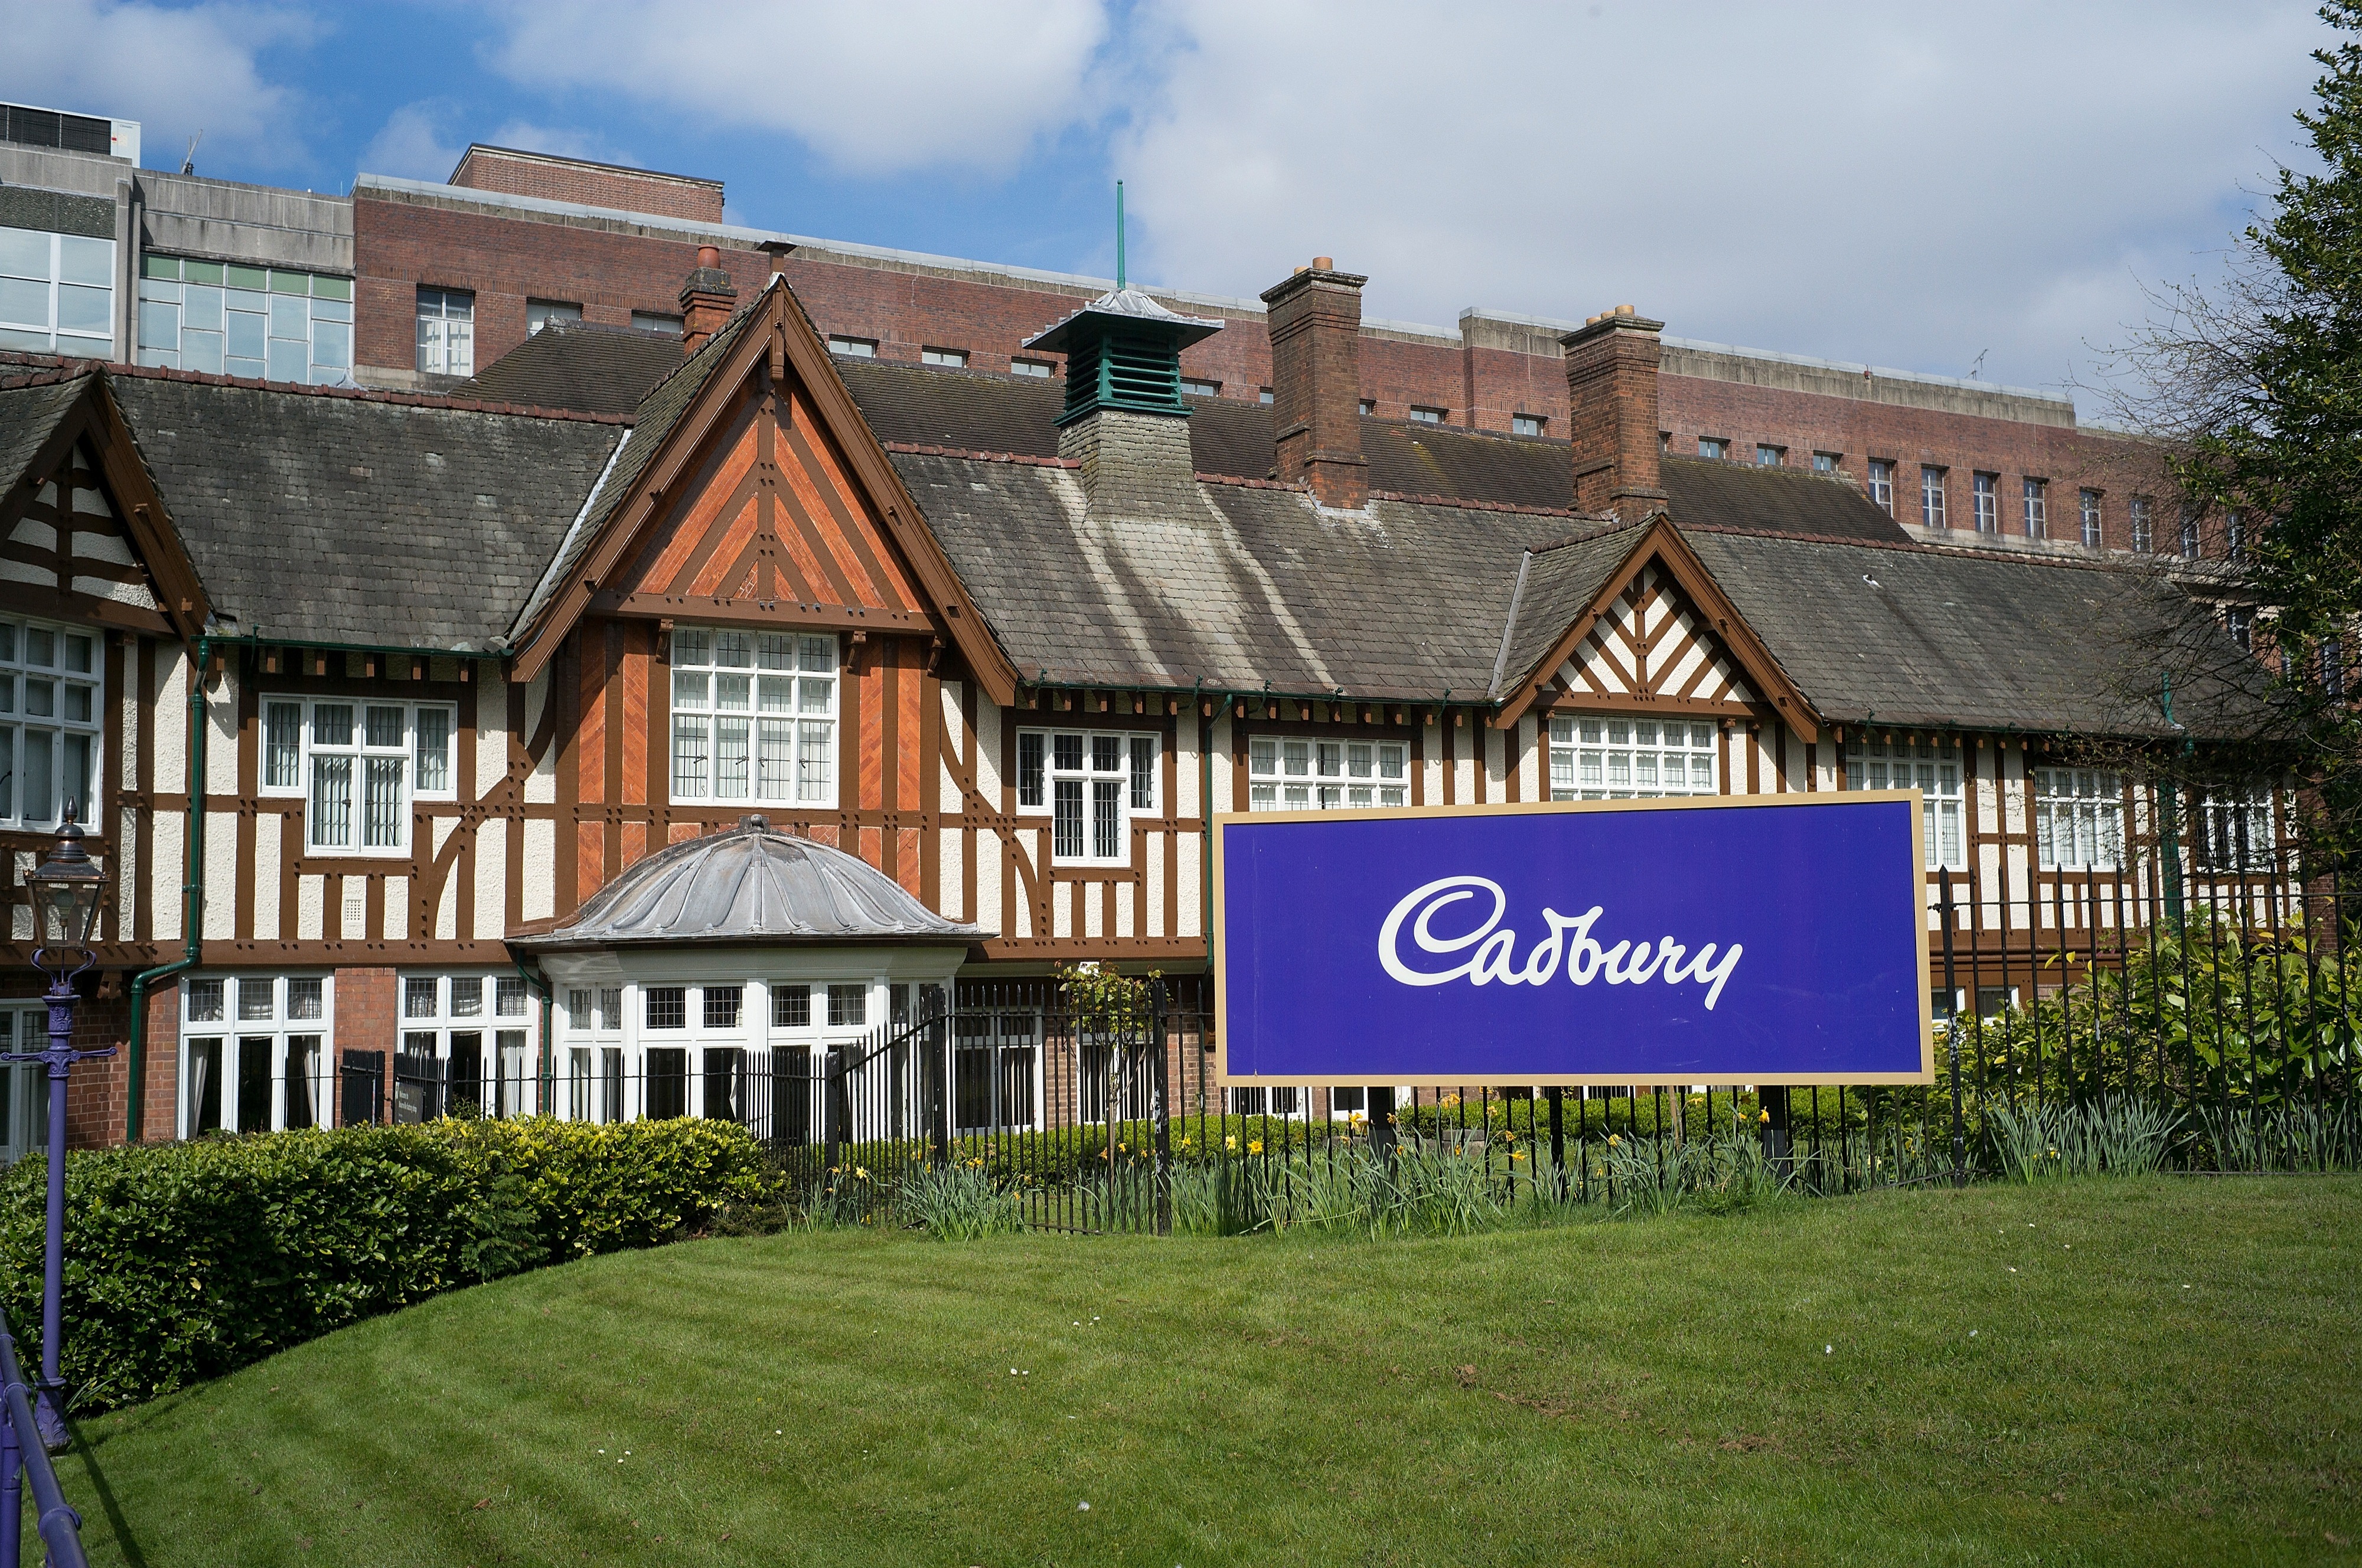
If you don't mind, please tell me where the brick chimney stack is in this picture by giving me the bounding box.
[680,244,738,353]
[1261,257,1370,510]
[1561,305,1667,520]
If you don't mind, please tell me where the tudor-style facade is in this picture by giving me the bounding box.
[0,254,2272,1151]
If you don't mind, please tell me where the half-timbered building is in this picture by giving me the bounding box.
[0,250,2264,1152]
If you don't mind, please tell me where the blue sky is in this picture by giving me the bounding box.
[2,1,2338,407]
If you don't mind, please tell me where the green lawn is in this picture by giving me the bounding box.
[40,1175,2362,1567]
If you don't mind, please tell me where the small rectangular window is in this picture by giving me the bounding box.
[2023,477,2047,539]
[1867,459,1894,514]
[415,286,475,377]
[1699,437,1727,460]
[703,985,743,1029]
[187,978,225,1023]
[631,311,682,334]
[1258,387,1274,405]
[1017,731,1046,808]
[1921,466,1947,529]
[827,983,866,1028]
[1020,726,1154,861]
[1358,398,1376,416]
[921,347,968,367]
[1180,378,1219,397]
[2227,606,2253,651]
[495,977,527,1017]
[1972,472,1998,532]
[1756,444,1784,466]
[1813,451,1839,473]
[828,336,877,358]
[645,987,686,1031]
[772,984,811,1028]
[2079,489,2103,548]
[1011,358,1053,378]
[1512,414,1545,437]
[2227,509,2246,563]
[2181,508,2203,559]
[2131,495,2154,551]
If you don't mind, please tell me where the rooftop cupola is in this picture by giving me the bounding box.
[1024,184,1222,516]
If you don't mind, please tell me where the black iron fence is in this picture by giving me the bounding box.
[322,870,2359,1234]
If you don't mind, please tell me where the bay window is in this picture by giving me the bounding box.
[0,616,100,828]
[1017,729,1159,860]
[178,974,332,1138]
[671,627,839,808]
[1844,736,1964,870]
[1549,716,1716,800]
[401,972,534,1118]
[1245,736,1408,811]
[263,697,455,854]
[2033,767,2123,870]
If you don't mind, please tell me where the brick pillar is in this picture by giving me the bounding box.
[1261,259,1371,510]
[1561,306,1668,520]
[680,245,738,354]
[335,966,397,1123]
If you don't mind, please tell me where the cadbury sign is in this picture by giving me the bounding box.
[1213,793,1933,1086]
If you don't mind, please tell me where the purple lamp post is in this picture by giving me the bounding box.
[3,806,114,1451]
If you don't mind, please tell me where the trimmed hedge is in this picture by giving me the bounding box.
[0,1117,774,1413]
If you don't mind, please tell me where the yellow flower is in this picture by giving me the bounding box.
[1607,1133,1622,1147]
[1225,1135,1238,1152]
[853,1166,870,1181]
[1248,1139,1264,1155]
[1759,1109,1771,1123]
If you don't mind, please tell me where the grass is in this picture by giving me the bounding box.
[40,1175,2362,1567]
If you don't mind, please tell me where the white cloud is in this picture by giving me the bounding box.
[1110,1,2332,403]
[481,0,1111,175]
[359,100,465,182]
[0,0,313,169]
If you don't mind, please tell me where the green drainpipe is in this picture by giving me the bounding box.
[125,634,211,1144]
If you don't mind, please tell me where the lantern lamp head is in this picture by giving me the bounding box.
[28,803,107,971]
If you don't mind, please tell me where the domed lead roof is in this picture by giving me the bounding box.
[522,816,983,949]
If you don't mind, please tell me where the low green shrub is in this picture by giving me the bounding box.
[0,1117,774,1413]
[895,1161,1023,1240]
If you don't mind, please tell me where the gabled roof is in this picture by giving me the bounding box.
[461,321,686,417]
[107,373,621,649]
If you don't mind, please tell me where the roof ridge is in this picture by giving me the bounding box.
[1371,487,1587,519]
[883,440,1076,469]
[18,355,638,426]
[1681,521,2169,576]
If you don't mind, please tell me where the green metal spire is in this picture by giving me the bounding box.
[1021,191,1225,426]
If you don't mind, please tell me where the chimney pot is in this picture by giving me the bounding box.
[1616,303,1635,316]
[698,244,720,269]
[679,245,740,354]
[1261,259,1372,510]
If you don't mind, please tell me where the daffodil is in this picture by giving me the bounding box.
[1248,1139,1264,1155]
[1225,1135,1238,1152]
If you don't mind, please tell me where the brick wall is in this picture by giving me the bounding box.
[451,148,723,226]
[335,966,397,1123]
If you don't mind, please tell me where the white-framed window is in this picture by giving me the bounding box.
[670,627,839,807]
[178,974,333,1138]
[2033,767,2122,871]
[1867,459,1894,514]
[632,311,682,334]
[2194,787,2276,874]
[921,346,968,367]
[0,1009,56,1162]
[2227,509,2246,563]
[1756,444,1783,466]
[1921,466,1946,528]
[2131,495,2154,552]
[400,972,534,1118]
[1549,716,1717,801]
[2023,477,2048,539]
[2079,489,2103,548]
[1012,358,1054,378]
[0,616,102,829]
[1180,378,1219,397]
[1016,729,1159,860]
[2180,508,2203,560]
[1513,413,1546,437]
[1408,406,1446,424]
[1813,451,1839,473]
[560,984,627,1123]
[1359,398,1378,416]
[0,226,113,357]
[2226,606,2255,652]
[416,286,475,376]
[1972,472,1999,533]
[1258,387,1274,405]
[262,697,454,855]
[1245,735,1408,811]
[1844,736,1963,870]
[527,299,582,335]
[828,335,876,358]
[1699,437,1728,460]
[138,256,353,383]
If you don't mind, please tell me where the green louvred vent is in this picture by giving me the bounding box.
[1026,186,1223,426]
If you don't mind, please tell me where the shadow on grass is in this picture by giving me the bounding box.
[68,1419,150,1568]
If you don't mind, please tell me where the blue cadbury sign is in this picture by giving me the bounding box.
[1214,793,1933,1085]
